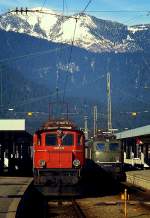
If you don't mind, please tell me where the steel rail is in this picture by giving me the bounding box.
[72,199,86,218]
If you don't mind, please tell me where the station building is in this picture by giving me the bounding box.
[0,119,32,175]
[116,125,150,169]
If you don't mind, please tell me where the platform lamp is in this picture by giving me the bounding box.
[8,108,14,111]
[27,112,33,117]
[8,108,14,118]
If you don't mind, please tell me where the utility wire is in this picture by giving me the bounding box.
[82,10,150,13]
[21,9,150,13]
[81,0,93,13]
[8,8,79,20]
[63,0,65,13]
[122,14,146,25]
[9,73,105,108]
[53,0,70,107]
[54,0,66,116]
[64,0,69,14]
[62,0,94,103]
[3,8,150,19]
[0,45,70,63]
[40,0,47,11]
[62,17,78,103]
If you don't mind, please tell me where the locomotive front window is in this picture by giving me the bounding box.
[62,134,74,146]
[45,134,57,146]
[96,143,105,151]
[109,143,119,151]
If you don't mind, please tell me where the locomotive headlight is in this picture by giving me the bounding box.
[39,159,46,167]
[73,159,80,167]
[116,156,120,162]
[96,151,100,155]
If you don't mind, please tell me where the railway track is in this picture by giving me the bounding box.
[47,198,86,218]
[15,179,150,218]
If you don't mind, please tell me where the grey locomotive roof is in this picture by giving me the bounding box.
[116,125,150,139]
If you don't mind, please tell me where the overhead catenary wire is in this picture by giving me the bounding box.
[61,3,78,104]
[64,0,69,14]
[81,0,93,13]
[55,0,67,88]
[38,0,48,28]
[1,2,83,109]
[62,0,93,103]
[122,14,147,25]
[53,0,68,116]
[8,9,150,13]
[8,8,79,20]
[1,4,150,122]
[52,0,72,111]
[40,0,47,11]
[4,68,150,125]
[62,17,78,103]
[0,2,94,111]
[77,10,150,13]
[0,45,71,63]
[1,8,150,20]
[9,74,105,108]
[46,9,149,13]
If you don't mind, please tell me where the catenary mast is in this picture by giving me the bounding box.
[107,72,112,131]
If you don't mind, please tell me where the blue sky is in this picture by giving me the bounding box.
[0,0,150,25]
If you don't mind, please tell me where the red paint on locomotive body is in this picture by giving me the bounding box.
[33,119,85,186]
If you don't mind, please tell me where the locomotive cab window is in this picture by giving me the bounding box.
[62,134,74,146]
[45,134,57,146]
[96,143,105,151]
[109,143,119,151]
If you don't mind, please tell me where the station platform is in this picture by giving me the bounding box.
[126,170,150,190]
[0,177,33,218]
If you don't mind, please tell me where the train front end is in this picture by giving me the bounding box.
[33,119,85,186]
[89,131,124,180]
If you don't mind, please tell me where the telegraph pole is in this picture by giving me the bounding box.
[0,65,3,116]
[93,105,97,137]
[0,66,2,108]
[107,72,112,132]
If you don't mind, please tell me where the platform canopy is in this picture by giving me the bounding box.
[0,119,25,131]
[116,125,150,139]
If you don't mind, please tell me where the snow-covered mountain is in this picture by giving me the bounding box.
[0,7,150,53]
[1,12,150,130]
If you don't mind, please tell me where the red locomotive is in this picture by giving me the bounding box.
[33,118,85,186]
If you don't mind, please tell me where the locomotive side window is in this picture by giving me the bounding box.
[46,134,57,146]
[96,143,105,151]
[62,134,73,146]
[109,143,119,151]
[77,135,82,146]
[37,134,41,145]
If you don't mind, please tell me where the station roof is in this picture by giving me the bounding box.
[0,119,25,131]
[116,125,150,139]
